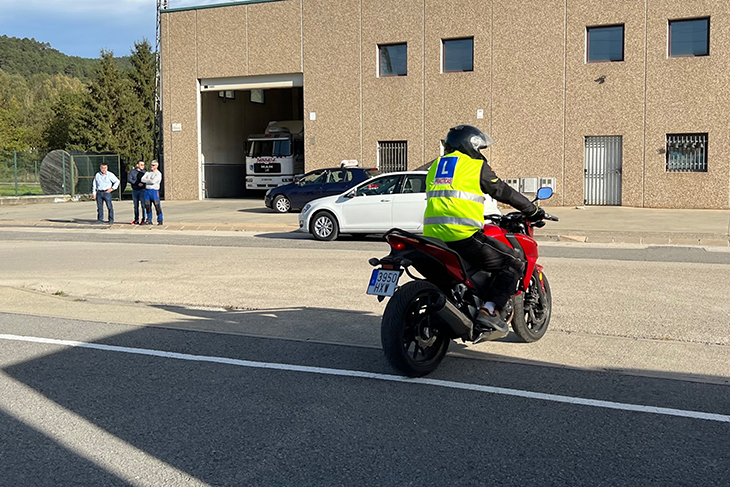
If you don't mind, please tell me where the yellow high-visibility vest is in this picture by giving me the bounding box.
[423,151,485,242]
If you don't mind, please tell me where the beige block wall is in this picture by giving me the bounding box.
[644,0,730,209]
[302,0,362,169]
[162,0,730,207]
[492,0,565,205]
[197,6,249,79]
[248,0,303,75]
[161,10,200,200]
[424,0,491,166]
[361,0,424,169]
[565,0,647,207]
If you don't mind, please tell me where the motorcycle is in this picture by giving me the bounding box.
[367,187,558,377]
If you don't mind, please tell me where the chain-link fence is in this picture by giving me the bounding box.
[73,153,124,200]
[0,150,124,199]
[0,150,45,197]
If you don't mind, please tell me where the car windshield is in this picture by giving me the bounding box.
[299,170,326,186]
[356,175,401,196]
[247,140,291,157]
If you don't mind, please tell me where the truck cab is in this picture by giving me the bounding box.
[245,121,304,190]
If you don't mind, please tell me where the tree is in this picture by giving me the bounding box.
[43,90,86,151]
[126,39,156,163]
[72,50,137,159]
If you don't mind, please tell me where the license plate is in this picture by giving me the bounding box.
[366,269,401,296]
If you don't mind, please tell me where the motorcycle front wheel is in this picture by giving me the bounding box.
[512,271,552,343]
[381,281,451,377]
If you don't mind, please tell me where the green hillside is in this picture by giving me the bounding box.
[0,35,130,82]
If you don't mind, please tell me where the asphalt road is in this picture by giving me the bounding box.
[2,227,730,263]
[1,313,729,487]
[1,228,729,485]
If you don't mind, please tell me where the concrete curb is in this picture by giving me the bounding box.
[534,234,730,247]
[1,220,728,246]
[0,195,72,206]
[0,220,300,234]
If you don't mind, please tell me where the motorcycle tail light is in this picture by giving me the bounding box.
[390,240,406,250]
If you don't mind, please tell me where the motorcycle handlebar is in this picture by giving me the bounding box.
[493,211,559,223]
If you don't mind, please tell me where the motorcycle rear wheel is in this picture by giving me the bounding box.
[512,271,552,343]
[381,281,451,377]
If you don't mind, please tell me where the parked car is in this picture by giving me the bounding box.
[299,171,503,241]
[264,166,380,213]
[299,171,428,240]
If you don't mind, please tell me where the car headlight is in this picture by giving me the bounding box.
[302,203,311,213]
[265,188,272,196]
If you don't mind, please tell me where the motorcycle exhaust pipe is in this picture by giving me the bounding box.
[433,295,473,339]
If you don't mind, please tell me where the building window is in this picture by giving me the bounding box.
[377,141,407,172]
[666,134,707,172]
[442,37,474,72]
[669,18,709,57]
[586,25,624,62]
[378,43,407,77]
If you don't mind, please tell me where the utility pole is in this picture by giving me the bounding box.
[154,0,169,166]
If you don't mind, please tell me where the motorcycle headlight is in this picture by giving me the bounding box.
[302,203,311,213]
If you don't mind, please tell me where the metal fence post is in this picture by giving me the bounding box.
[14,151,18,197]
[70,156,75,199]
[62,152,67,195]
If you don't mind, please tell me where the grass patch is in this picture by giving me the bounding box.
[53,290,68,297]
[0,185,44,197]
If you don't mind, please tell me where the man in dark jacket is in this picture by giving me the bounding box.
[127,161,147,224]
[424,125,545,342]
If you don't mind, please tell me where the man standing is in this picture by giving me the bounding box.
[127,160,147,224]
[141,160,163,225]
[92,163,120,224]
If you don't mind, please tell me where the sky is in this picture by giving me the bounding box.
[0,0,238,58]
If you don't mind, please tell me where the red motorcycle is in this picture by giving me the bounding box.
[367,187,558,377]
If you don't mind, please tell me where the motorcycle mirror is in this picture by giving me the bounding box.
[536,187,553,200]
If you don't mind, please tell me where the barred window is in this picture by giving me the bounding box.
[377,141,407,173]
[666,134,707,172]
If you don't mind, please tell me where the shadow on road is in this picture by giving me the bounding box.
[2,307,730,486]
[237,207,276,214]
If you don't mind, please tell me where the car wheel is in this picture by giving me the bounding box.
[311,211,339,241]
[272,195,291,213]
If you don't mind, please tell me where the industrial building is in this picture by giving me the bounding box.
[160,0,730,208]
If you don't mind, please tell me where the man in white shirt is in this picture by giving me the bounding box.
[91,163,120,224]
[141,160,163,225]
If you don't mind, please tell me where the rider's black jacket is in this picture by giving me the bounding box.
[477,154,537,215]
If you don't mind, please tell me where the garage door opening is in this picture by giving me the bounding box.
[200,76,303,198]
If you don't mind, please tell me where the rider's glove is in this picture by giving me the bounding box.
[525,207,546,222]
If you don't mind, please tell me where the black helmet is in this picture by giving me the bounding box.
[444,125,495,160]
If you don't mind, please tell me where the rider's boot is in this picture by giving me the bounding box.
[473,308,509,344]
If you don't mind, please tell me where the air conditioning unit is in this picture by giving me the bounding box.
[505,178,520,192]
[540,177,556,191]
[521,177,539,193]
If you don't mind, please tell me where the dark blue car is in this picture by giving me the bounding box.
[264,166,380,213]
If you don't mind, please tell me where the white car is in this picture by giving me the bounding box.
[299,171,501,241]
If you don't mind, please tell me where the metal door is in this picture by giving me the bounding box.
[584,136,622,206]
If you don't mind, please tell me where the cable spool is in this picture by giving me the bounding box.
[39,150,78,195]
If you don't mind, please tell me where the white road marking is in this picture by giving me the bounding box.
[2,333,729,424]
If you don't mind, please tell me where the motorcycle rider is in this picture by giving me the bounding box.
[424,125,545,341]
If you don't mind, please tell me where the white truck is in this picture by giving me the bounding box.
[245,120,304,190]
